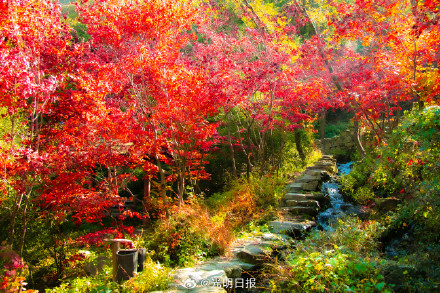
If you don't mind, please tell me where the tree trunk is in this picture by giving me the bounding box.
[319,111,326,139]
[294,129,306,162]
[353,119,366,157]
[177,170,185,205]
[227,114,237,178]
[142,177,150,224]
[18,196,28,257]
[155,158,169,217]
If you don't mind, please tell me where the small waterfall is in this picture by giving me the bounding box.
[317,162,358,231]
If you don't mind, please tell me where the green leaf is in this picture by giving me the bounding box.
[376,282,386,290]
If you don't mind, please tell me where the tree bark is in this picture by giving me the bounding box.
[294,129,306,162]
[155,157,169,217]
[353,119,366,157]
[226,113,238,178]
[319,111,326,139]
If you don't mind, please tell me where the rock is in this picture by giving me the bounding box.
[286,181,319,192]
[306,164,338,175]
[261,233,291,242]
[321,155,336,161]
[284,193,329,207]
[199,259,256,279]
[302,181,319,191]
[286,183,305,193]
[284,193,312,201]
[295,174,322,183]
[234,244,272,265]
[96,256,111,272]
[171,268,227,291]
[281,206,318,216]
[84,262,98,276]
[269,220,315,234]
[303,169,323,177]
[285,200,319,208]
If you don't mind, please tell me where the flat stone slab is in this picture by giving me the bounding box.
[285,200,319,208]
[286,183,304,192]
[281,206,318,216]
[260,233,291,242]
[303,169,324,177]
[295,174,322,183]
[199,259,256,279]
[284,193,320,200]
[269,220,315,234]
[233,243,273,265]
[287,181,319,192]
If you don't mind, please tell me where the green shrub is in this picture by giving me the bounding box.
[122,260,172,292]
[270,218,389,292]
[342,106,440,202]
[45,265,116,293]
[338,106,440,291]
[46,259,171,293]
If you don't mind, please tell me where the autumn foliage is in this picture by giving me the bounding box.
[0,0,440,289]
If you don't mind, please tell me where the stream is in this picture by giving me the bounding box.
[317,161,360,231]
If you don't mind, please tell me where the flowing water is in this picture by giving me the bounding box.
[317,162,360,231]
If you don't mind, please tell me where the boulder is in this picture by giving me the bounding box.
[234,244,272,265]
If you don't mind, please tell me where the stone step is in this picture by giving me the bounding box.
[284,192,325,202]
[285,199,320,208]
[199,259,257,279]
[302,169,323,177]
[305,163,337,175]
[233,243,273,266]
[295,174,322,183]
[286,181,319,192]
[281,206,319,216]
[320,155,336,161]
[269,220,315,234]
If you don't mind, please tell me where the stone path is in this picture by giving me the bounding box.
[155,156,338,292]
[269,155,337,236]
